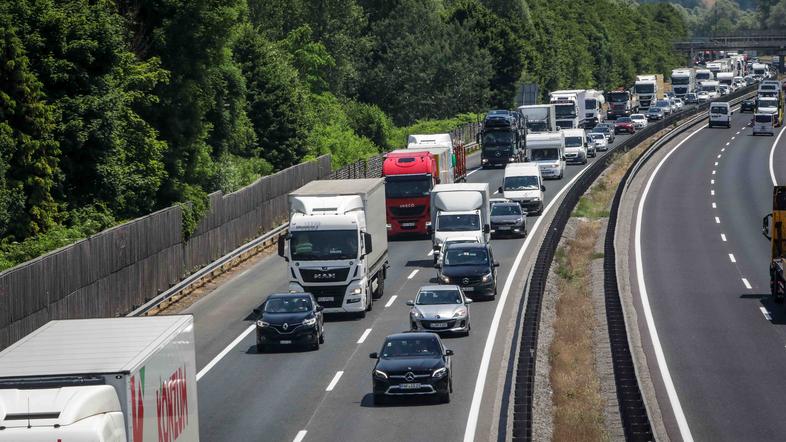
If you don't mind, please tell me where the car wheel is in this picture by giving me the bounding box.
[319,328,325,344]
[257,342,266,353]
[373,394,387,405]
[312,335,320,351]
[440,392,451,404]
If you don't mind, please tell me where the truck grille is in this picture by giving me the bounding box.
[390,205,426,217]
[304,286,346,309]
[300,267,350,283]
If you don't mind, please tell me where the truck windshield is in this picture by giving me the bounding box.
[482,131,514,146]
[696,73,711,80]
[672,77,690,85]
[527,121,548,132]
[444,248,489,266]
[564,136,583,148]
[385,175,431,198]
[503,176,539,191]
[585,99,597,110]
[530,148,559,161]
[759,99,778,108]
[290,230,358,261]
[554,104,576,118]
[521,108,549,119]
[608,93,629,103]
[635,84,655,94]
[437,214,480,232]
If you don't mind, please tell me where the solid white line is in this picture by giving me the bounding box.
[467,167,481,177]
[196,324,256,381]
[742,278,752,289]
[357,328,372,344]
[721,233,727,242]
[769,125,786,186]
[384,295,398,308]
[293,430,307,442]
[760,307,773,321]
[712,202,717,209]
[463,157,592,442]
[635,124,704,442]
[407,269,419,279]
[729,253,736,263]
[326,371,343,391]
[715,216,721,223]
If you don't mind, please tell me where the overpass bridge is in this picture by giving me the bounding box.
[674,31,786,70]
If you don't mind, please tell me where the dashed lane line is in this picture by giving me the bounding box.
[715,216,721,224]
[729,253,736,263]
[325,371,344,391]
[293,430,307,442]
[721,234,727,242]
[407,269,419,279]
[357,328,372,344]
[384,295,398,308]
[761,307,773,321]
[742,278,752,290]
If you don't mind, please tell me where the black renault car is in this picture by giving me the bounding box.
[370,332,453,404]
[253,292,325,352]
[436,243,499,299]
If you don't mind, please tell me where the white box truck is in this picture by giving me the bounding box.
[527,132,566,180]
[429,183,491,262]
[549,90,588,129]
[280,178,389,317]
[0,316,198,442]
[517,104,557,133]
[406,134,456,184]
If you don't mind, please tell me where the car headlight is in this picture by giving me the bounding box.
[514,217,524,225]
[481,272,493,283]
[256,320,270,327]
[374,369,388,380]
[432,367,448,379]
[411,309,423,319]
[439,274,450,283]
[453,308,467,318]
[303,317,317,326]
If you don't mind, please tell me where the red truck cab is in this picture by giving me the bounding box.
[383,151,437,236]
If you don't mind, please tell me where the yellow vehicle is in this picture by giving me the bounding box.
[763,186,786,302]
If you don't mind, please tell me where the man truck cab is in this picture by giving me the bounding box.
[527,132,566,180]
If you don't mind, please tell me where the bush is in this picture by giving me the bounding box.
[344,101,395,151]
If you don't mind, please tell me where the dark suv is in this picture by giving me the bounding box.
[370,332,453,404]
[253,292,325,352]
[436,243,499,299]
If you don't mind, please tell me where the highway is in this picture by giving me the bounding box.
[634,110,786,441]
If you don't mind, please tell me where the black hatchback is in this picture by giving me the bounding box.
[254,292,325,352]
[436,243,499,299]
[370,332,453,404]
[741,99,756,113]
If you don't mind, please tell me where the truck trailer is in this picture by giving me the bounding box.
[479,111,525,168]
[517,104,556,132]
[280,179,389,316]
[0,316,199,442]
[406,133,467,183]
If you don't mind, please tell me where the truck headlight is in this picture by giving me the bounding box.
[481,272,493,283]
[303,317,317,326]
[348,281,364,295]
[432,367,448,379]
[374,369,388,380]
[256,320,270,327]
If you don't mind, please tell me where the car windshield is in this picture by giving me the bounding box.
[593,126,609,134]
[756,114,773,123]
[503,175,539,191]
[381,337,441,358]
[385,175,431,198]
[483,131,515,146]
[290,230,358,261]
[416,289,463,305]
[710,106,728,114]
[564,136,583,148]
[617,117,632,123]
[701,85,717,92]
[444,248,489,266]
[530,148,559,161]
[265,296,312,313]
[656,100,670,108]
[687,94,697,99]
[649,108,663,114]
[437,214,480,232]
[631,115,644,120]
[590,133,604,140]
[491,204,523,215]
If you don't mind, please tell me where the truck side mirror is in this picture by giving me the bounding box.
[364,232,373,255]
[483,224,490,234]
[427,225,434,235]
[763,213,772,240]
[476,133,481,144]
[277,235,286,258]
[253,308,262,316]
[498,186,503,194]
[541,185,546,192]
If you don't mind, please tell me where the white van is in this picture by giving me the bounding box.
[753,113,775,136]
[562,128,588,165]
[499,162,546,215]
[527,132,566,180]
[708,102,731,128]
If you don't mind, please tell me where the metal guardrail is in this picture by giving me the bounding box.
[510,85,757,441]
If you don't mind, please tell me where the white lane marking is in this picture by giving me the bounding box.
[712,202,717,208]
[714,162,718,166]
[467,167,481,177]
[721,147,725,152]
[407,269,419,279]
[717,154,722,158]
[712,170,716,175]
[196,324,256,381]
[726,142,730,146]
[711,190,715,196]
[769,125,786,186]
[729,253,736,263]
[464,156,593,442]
[293,430,307,442]
[736,131,741,135]
[635,124,705,442]
[357,328,372,344]
[742,278,752,289]
[326,371,343,391]
[427,249,434,256]
[493,190,500,195]
[711,179,714,184]
[385,295,398,308]
[715,216,721,224]
[721,234,727,242]
[761,307,773,321]
[731,136,736,140]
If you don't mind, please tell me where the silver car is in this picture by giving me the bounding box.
[408,285,472,335]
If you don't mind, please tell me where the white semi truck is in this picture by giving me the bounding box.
[429,183,491,263]
[671,68,694,98]
[549,90,588,129]
[0,316,199,442]
[517,104,557,133]
[634,75,663,111]
[280,178,389,317]
[584,90,605,128]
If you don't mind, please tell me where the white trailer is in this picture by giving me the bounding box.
[0,316,199,442]
[406,134,456,184]
[282,179,389,316]
[584,90,605,127]
[430,183,491,260]
[517,104,557,133]
[549,89,588,129]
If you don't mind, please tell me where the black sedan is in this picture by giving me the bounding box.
[740,99,756,113]
[436,243,499,299]
[370,332,453,404]
[253,292,325,352]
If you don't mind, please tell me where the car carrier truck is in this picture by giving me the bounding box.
[0,316,199,442]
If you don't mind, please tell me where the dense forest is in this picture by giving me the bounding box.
[0,0,687,269]
[641,0,786,34]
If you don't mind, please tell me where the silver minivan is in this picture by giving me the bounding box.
[752,113,775,136]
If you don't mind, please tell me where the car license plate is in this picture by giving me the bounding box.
[498,226,511,230]
[279,340,292,344]
[400,383,421,389]
[317,297,334,302]
[463,287,474,292]
[401,222,415,227]
[430,322,448,328]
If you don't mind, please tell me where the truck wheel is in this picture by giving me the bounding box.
[366,292,373,312]
[373,275,385,299]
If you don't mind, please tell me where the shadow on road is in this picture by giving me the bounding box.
[358,393,443,408]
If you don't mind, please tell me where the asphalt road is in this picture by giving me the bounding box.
[636,110,786,441]
[189,136,632,442]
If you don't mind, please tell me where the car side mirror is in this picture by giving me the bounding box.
[763,213,772,240]
[541,185,546,192]
[316,305,324,312]
[369,352,378,359]
[406,300,415,306]
[277,235,286,258]
[483,224,490,234]
[253,308,262,316]
[465,299,473,304]
[445,349,454,356]
[493,261,500,267]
